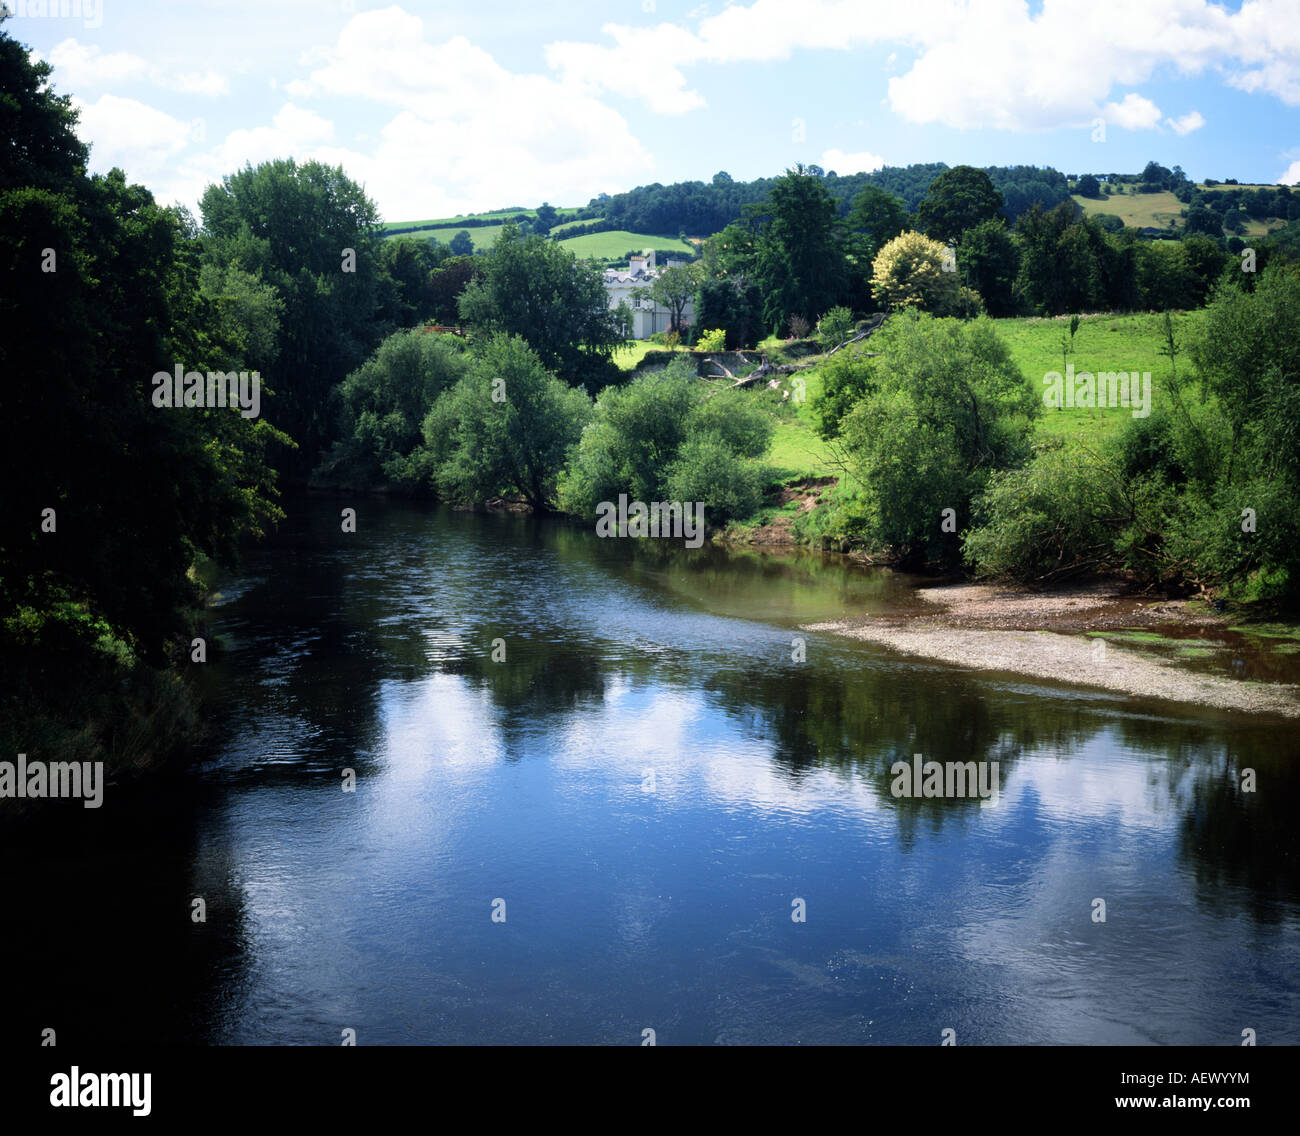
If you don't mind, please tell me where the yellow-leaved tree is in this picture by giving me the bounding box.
[870,231,982,317]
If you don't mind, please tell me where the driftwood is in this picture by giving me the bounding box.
[825,312,887,356]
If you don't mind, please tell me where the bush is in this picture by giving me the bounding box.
[557,358,772,524]
[963,440,1134,581]
[816,306,854,351]
[697,327,728,352]
[787,314,811,339]
[664,436,766,524]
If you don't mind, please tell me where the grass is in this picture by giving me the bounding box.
[381,206,581,232]
[1072,191,1184,229]
[993,311,1203,443]
[745,310,1215,492]
[382,223,505,250]
[557,230,696,260]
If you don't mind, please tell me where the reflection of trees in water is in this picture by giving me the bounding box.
[444,634,609,744]
[707,657,1300,917]
[1175,731,1300,924]
[209,496,1300,926]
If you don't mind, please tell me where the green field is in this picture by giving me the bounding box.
[754,311,1209,484]
[380,218,688,258]
[993,310,1202,441]
[557,230,696,259]
[381,206,581,232]
[1072,191,1184,229]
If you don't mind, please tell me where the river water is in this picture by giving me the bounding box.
[7,497,1299,1045]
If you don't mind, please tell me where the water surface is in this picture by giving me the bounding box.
[6,498,1298,1046]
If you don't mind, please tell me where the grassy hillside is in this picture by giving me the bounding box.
[1071,190,1184,229]
[557,229,696,259]
[753,310,1207,485]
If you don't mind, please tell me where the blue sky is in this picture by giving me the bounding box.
[8,0,1300,222]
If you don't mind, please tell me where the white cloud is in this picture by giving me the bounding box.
[1104,93,1164,130]
[820,148,885,175]
[43,39,230,96]
[1165,110,1206,134]
[544,0,1300,130]
[71,94,197,177]
[279,7,653,218]
[1280,160,1300,185]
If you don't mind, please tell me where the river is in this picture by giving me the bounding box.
[6,496,1298,1046]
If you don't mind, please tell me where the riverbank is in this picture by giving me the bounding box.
[805,579,1300,718]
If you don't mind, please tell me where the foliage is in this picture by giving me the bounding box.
[697,327,728,352]
[752,165,845,334]
[871,231,982,317]
[422,334,591,510]
[816,306,855,350]
[457,223,629,392]
[833,311,1038,564]
[916,165,1005,244]
[558,359,772,523]
[316,328,469,490]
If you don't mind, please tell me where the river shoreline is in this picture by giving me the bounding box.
[804,579,1300,718]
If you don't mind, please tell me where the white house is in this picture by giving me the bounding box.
[602,249,695,340]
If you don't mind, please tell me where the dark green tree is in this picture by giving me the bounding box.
[916,165,1004,245]
[752,165,845,333]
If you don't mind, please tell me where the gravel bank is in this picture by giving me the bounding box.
[806,581,1300,718]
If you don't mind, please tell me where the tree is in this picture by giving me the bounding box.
[426,255,477,325]
[457,223,630,392]
[1,22,284,667]
[871,231,981,317]
[1077,174,1102,198]
[533,202,559,235]
[915,165,1004,245]
[845,185,908,262]
[199,157,385,474]
[317,327,469,489]
[557,358,772,524]
[956,219,1021,317]
[694,275,764,350]
[752,165,845,333]
[837,310,1039,565]
[422,334,591,510]
[376,236,448,328]
[649,263,698,333]
[448,229,475,256]
[1183,204,1223,240]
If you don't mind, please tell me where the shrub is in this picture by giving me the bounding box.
[816,305,855,351]
[697,327,728,352]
